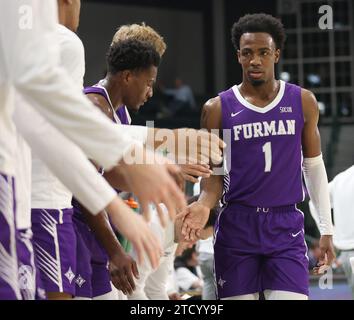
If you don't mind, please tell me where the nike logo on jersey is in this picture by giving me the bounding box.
[291,230,302,237]
[231,110,244,117]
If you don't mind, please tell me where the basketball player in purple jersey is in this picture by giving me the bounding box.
[181,13,335,300]
[74,39,190,299]
[72,39,161,299]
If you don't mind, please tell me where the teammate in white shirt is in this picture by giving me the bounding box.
[14,124,46,300]
[309,165,354,298]
[29,1,88,299]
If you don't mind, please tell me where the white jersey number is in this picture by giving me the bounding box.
[262,142,272,172]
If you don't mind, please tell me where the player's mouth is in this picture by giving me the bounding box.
[248,71,264,79]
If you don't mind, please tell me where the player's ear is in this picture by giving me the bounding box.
[237,50,241,64]
[122,70,132,83]
[274,49,280,64]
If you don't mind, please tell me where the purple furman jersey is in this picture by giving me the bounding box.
[83,84,130,125]
[220,80,305,207]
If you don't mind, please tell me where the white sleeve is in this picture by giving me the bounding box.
[166,261,179,295]
[0,0,139,170]
[308,180,334,233]
[328,180,334,208]
[13,94,116,215]
[303,154,333,235]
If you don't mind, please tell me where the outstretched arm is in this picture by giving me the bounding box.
[301,89,335,272]
[181,97,224,241]
[79,204,139,296]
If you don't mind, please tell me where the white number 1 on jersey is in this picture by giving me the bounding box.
[262,142,272,172]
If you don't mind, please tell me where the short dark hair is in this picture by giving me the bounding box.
[106,38,160,74]
[231,13,286,51]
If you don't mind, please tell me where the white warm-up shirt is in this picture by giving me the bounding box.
[31,24,84,210]
[0,0,148,177]
[13,96,117,221]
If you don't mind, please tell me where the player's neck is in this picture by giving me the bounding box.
[240,78,279,102]
[58,8,75,32]
[100,77,123,111]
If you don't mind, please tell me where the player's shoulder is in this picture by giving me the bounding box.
[201,96,222,129]
[202,96,221,113]
[86,93,111,117]
[86,92,109,107]
[202,96,222,121]
[295,87,319,124]
[300,87,316,101]
[300,87,319,115]
[56,24,84,53]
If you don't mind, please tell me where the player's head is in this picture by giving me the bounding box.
[231,13,286,86]
[106,39,160,111]
[57,0,81,32]
[111,22,167,58]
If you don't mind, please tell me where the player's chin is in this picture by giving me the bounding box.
[249,77,265,86]
[131,103,142,112]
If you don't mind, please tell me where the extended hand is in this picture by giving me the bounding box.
[106,197,162,269]
[313,235,336,275]
[179,163,213,183]
[171,128,225,165]
[119,147,187,227]
[179,202,211,242]
[109,252,139,295]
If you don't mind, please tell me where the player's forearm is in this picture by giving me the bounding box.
[303,154,333,235]
[198,175,223,209]
[174,216,184,243]
[80,205,125,259]
[104,166,132,192]
[14,99,116,215]
[2,2,137,170]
